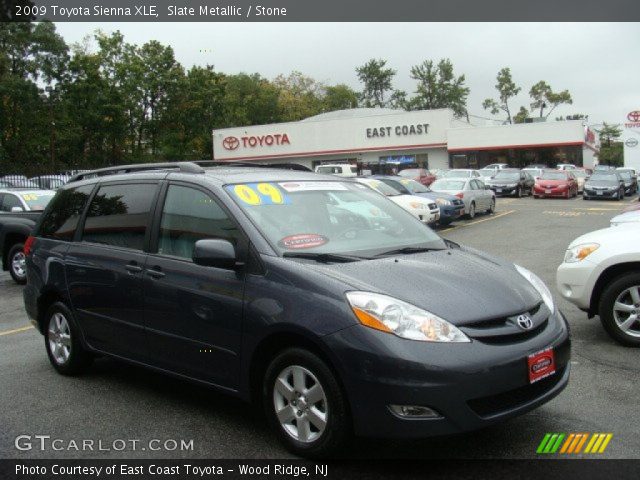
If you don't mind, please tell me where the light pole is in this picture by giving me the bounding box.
[44,86,56,173]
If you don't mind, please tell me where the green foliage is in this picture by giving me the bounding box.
[529,80,572,118]
[513,106,530,124]
[406,59,469,117]
[598,142,623,166]
[483,67,521,124]
[321,84,358,111]
[355,58,396,108]
[595,122,622,147]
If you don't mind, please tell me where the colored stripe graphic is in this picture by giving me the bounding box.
[538,433,613,454]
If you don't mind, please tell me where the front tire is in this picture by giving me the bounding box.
[599,273,640,347]
[515,187,522,198]
[44,302,93,375]
[468,202,476,219]
[487,198,495,214]
[8,243,27,284]
[263,348,350,458]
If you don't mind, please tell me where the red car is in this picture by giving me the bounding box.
[398,168,436,186]
[533,170,579,199]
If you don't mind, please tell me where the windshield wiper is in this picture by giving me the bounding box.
[375,246,445,257]
[282,252,366,263]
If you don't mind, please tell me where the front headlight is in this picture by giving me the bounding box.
[435,198,452,206]
[514,265,555,313]
[563,243,599,263]
[409,202,428,210]
[345,292,470,342]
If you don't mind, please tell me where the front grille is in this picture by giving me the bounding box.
[452,199,464,206]
[461,304,547,343]
[467,366,566,418]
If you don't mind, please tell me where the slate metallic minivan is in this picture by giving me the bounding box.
[24,162,570,457]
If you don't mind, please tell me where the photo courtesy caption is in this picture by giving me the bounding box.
[16,463,328,477]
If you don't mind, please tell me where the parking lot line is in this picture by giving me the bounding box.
[440,210,516,233]
[0,325,34,337]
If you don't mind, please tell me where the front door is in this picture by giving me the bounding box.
[143,183,247,390]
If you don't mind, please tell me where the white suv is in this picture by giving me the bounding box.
[556,224,640,346]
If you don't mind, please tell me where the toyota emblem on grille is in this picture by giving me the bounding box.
[516,314,533,330]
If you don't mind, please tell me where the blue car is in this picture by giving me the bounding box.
[372,175,465,225]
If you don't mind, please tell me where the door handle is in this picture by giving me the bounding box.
[125,263,143,274]
[146,267,165,279]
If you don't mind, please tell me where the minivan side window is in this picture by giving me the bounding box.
[157,185,240,260]
[38,185,94,240]
[82,183,156,250]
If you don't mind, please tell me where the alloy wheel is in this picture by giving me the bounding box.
[11,251,26,280]
[48,312,72,365]
[273,365,328,443]
[612,286,640,338]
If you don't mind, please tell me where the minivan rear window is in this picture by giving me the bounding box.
[82,183,156,250]
[38,185,94,240]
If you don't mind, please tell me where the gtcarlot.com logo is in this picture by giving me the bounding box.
[536,432,613,454]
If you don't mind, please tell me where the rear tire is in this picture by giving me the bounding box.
[8,243,27,285]
[44,302,93,375]
[599,273,640,347]
[516,187,522,198]
[263,348,350,458]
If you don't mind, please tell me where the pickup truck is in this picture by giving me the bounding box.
[0,211,41,284]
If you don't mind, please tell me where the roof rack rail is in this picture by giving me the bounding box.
[68,162,205,183]
[197,161,312,172]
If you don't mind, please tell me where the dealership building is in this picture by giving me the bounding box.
[212,108,599,173]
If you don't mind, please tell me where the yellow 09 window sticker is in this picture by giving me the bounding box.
[226,183,290,206]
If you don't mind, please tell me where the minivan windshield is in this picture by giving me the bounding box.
[225,181,445,257]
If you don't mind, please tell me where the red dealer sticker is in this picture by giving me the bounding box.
[279,234,328,250]
[527,347,556,384]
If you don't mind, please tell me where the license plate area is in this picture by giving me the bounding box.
[496,188,502,193]
[527,347,556,383]
[545,189,551,194]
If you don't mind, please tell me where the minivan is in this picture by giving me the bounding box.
[24,162,570,457]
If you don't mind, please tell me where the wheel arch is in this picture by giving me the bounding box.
[589,262,640,317]
[247,329,351,419]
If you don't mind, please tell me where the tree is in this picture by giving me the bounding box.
[406,59,469,117]
[222,73,280,127]
[529,80,572,119]
[355,59,396,108]
[513,106,530,124]
[595,122,622,147]
[597,142,623,167]
[321,84,358,111]
[482,67,521,124]
[273,71,323,121]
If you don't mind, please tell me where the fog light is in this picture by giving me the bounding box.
[389,405,442,418]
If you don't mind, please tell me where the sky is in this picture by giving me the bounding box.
[54,22,640,127]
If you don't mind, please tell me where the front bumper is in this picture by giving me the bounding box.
[325,310,571,438]
[556,260,597,310]
[438,204,465,223]
[624,184,637,195]
[534,185,569,198]
[418,208,440,225]
[583,188,618,199]
[490,185,518,196]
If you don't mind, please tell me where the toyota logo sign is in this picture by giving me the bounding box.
[222,136,240,150]
[516,314,534,330]
[626,138,639,148]
[628,111,640,122]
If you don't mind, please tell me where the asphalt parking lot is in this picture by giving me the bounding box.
[1,194,639,460]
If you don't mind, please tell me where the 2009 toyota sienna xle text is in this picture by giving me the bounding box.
[23,162,570,457]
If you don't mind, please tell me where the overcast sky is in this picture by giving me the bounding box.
[54,22,639,126]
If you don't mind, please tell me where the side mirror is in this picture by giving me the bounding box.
[193,239,242,270]
[11,206,24,212]
[484,185,491,190]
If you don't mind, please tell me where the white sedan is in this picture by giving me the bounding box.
[356,178,440,225]
[557,224,640,346]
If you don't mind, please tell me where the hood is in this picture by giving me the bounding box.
[536,179,567,186]
[568,223,640,247]
[307,248,542,325]
[390,194,434,209]
[611,211,640,225]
